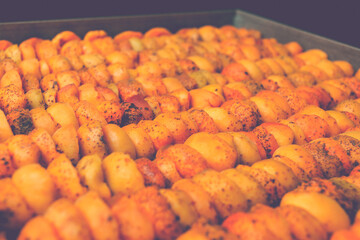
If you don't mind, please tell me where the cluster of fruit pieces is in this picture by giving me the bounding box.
[1,24,360,239]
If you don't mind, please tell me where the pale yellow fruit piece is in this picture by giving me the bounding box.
[280,191,350,233]
[102,152,144,195]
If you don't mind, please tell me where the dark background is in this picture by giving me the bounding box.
[1,0,359,48]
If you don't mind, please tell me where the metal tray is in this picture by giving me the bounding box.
[1,9,360,69]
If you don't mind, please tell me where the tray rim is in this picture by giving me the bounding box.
[234,9,360,51]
